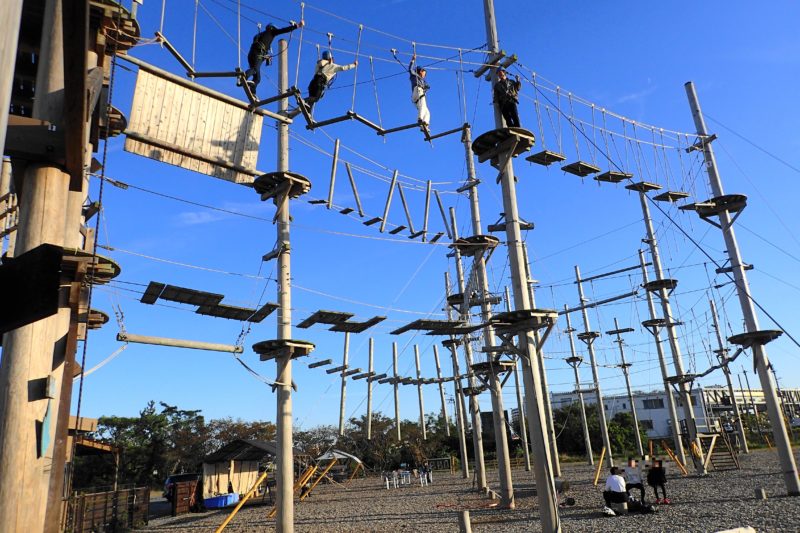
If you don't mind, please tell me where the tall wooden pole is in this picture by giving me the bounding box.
[609,318,644,457]
[522,243,560,476]
[686,81,798,494]
[575,266,613,467]
[709,299,748,453]
[367,338,374,440]
[393,342,401,441]
[635,188,705,473]
[448,210,487,492]
[338,332,350,436]
[506,287,531,471]
[460,126,514,505]
[0,0,23,155]
[0,0,72,530]
[0,158,11,255]
[481,2,559,527]
[414,345,427,440]
[639,250,686,463]
[432,345,450,436]
[445,272,470,479]
[564,307,593,465]
[274,39,295,533]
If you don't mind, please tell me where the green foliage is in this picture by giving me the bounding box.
[552,403,648,457]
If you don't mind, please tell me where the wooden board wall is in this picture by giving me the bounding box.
[125,69,262,184]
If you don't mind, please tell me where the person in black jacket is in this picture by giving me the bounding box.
[493,68,522,128]
[646,458,669,504]
[408,54,430,126]
[241,21,303,93]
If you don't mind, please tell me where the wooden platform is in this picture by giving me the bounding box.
[624,181,662,193]
[470,360,516,375]
[642,278,678,293]
[692,194,748,218]
[576,331,600,342]
[447,291,503,308]
[491,309,557,334]
[254,171,312,201]
[253,339,315,361]
[308,359,332,369]
[641,318,683,329]
[329,316,386,333]
[653,191,690,203]
[85,309,109,330]
[450,235,500,257]
[65,250,121,285]
[728,330,782,348]
[561,161,600,177]
[297,310,354,329]
[594,170,632,184]
[391,319,480,336]
[526,150,566,166]
[471,127,536,164]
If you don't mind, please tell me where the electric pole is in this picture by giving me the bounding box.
[444,272,471,479]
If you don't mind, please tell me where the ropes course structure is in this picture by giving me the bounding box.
[6,1,794,531]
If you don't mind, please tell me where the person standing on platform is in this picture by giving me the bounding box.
[241,21,304,94]
[493,68,522,128]
[408,54,430,127]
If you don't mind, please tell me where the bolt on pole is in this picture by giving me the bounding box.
[686,81,799,494]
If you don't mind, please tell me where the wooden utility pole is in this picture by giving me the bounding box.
[274,39,294,532]
[444,272,471,479]
[432,345,450,436]
[448,213,488,492]
[630,184,705,473]
[393,342,401,441]
[574,266,613,468]
[607,318,643,457]
[338,332,350,435]
[0,0,74,530]
[709,299,748,453]
[507,289,531,471]
[481,1,559,527]
[686,81,799,494]
[458,125,514,506]
[366,338,374,440]
[414,345,427,440]
[0,0,23,155]
[564,307,593,465]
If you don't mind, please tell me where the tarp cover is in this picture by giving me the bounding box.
[316,449,362,464]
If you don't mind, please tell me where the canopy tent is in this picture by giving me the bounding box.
[315,449,364,483]
[202,439,309,499]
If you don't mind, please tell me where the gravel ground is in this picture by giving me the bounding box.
[145,449,800,532]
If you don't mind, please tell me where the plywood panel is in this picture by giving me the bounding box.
[124,69,263,184]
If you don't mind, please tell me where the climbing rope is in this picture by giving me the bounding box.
[294,2,305,87]
[369,56,383,128]
[192,0,199,68]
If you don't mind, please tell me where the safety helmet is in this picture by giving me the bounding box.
[321,50,332,61]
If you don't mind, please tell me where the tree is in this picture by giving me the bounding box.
[552,403,648,458]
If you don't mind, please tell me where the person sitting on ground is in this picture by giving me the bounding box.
[241,21,304,94]
[289,51,358,117]
[624,457,646,503]
[603,466,628,515]
[647,458,669,504]
[492,68,522,128]
[408,54,430,128]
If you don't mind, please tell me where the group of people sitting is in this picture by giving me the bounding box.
[602,457,669,516]
[239,21,525,130]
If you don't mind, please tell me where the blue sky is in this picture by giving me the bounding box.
[74,0,800,430]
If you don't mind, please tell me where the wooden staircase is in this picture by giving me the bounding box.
[699,432,740,471]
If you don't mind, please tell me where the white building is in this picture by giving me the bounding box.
[546,385,800,439]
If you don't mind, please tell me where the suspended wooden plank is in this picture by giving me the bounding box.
[345,163,365,217]
[124,66,263,184]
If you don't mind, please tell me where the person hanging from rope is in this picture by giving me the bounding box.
[289,51,358,117]
[493,68,522,128]
[239,20,304,94]
[408,54,430,127]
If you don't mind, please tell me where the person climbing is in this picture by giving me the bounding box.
[493,68,522,128]
[289,51,358,117]
[240,21,304,94]
[408,54,430,127]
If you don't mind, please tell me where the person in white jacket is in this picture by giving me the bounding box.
[302,51,358,113]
